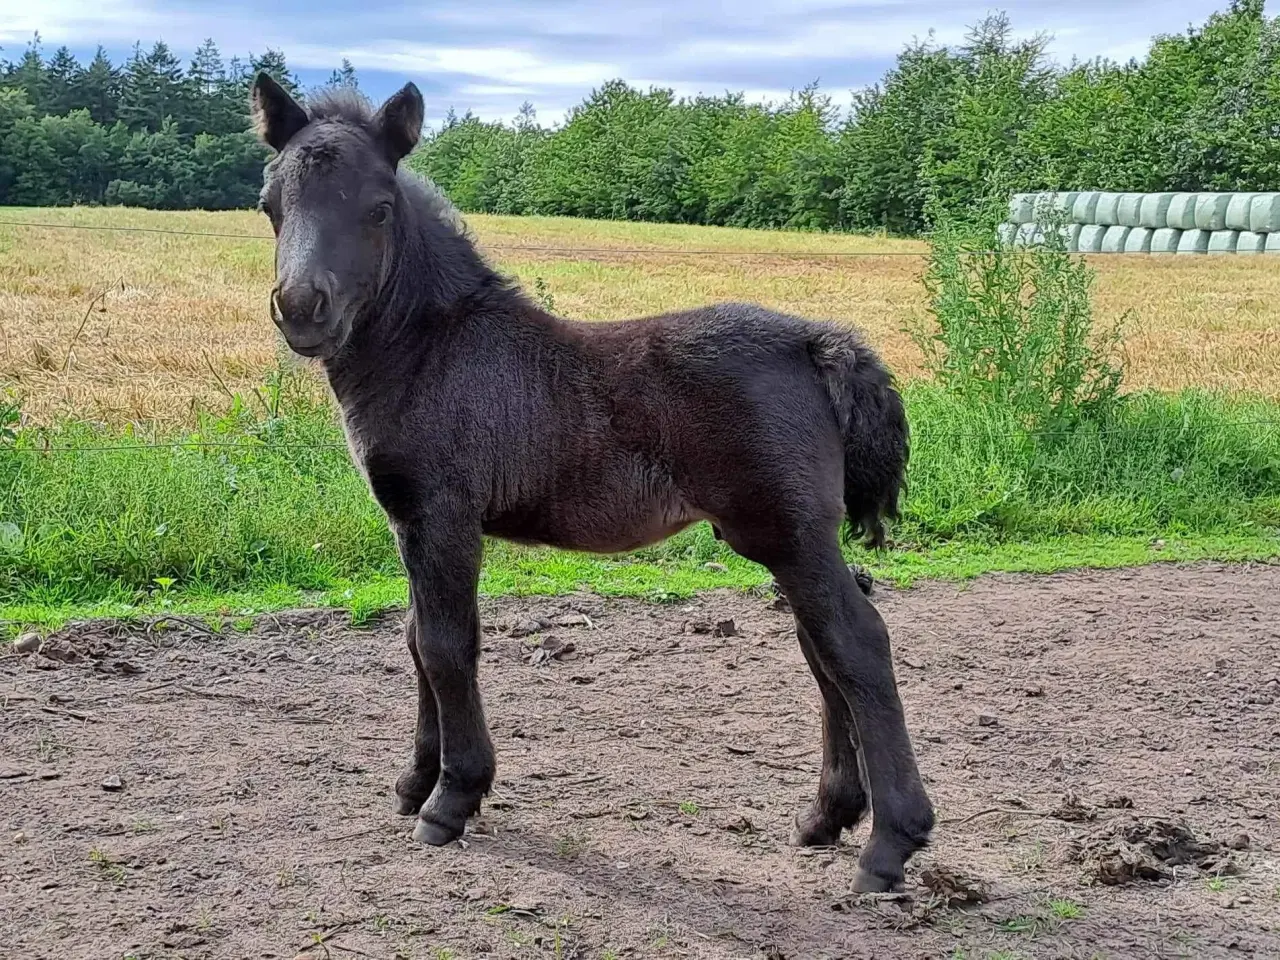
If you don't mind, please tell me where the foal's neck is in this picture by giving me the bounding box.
[322,183,522,416]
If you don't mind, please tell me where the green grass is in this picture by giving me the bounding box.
[2,384,1279,630]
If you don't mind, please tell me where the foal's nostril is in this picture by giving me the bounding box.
[312,287,331,324]
[311,272,338,324]
[270,288,285,327]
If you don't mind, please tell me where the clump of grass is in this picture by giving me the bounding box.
[1047,898,1083,920]
[88,847,126,885]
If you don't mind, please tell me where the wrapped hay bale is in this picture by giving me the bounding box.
[1166,194,1199,230]
[1076,224,1107,253]
[1071,192,1100,224]
[1093,193,1121,226]
[1060,223,1083,251]
[1008,193,1037,225]
[1049,191,1080,217]
[1207,230,1239,254]
[1248,194,1280,233]
[1138,193,1175,228]
[1101,225,1131,253]
[1236,231,1267,255]
[1117,193,1145,227]
[1225,194,1256,231]
[1015,223,1043,247]
[1123,228,1153,253]
[997,223,1019,248]
[1194,194,1230,231]
[1267,232,1280,254]
[1150,228,1182,254]
[1177,229,1211,254]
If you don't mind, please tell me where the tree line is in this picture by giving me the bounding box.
[412,1,1280,234]
[0,38,357,209]
[2,2,1277,233]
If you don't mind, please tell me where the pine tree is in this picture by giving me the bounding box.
[74,48,122,125]
[119,41,185,131]
[9,35,49,114]
[45,46,81,115]
[327,58,358,90]
[187,39,226,133]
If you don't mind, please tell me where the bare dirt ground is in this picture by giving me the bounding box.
[3,563,1279,960]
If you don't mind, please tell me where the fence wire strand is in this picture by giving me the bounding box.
[4,416,1278,456]
[0,216,1191,259]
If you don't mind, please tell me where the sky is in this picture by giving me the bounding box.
[0,1,1270,128]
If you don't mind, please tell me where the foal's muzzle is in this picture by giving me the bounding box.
[271,271,345,358]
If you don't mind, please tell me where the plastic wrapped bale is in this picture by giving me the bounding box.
[1071,191,1100,224]
[1076,224,1107,253]
[1049,191,1080,217]
[1249,193,1280,233]
[1060,223,1083,251]
[1267,233,1280,254]
[1138,193,1174,228]
[1194,194,1231,231]
[1236,231,1267,255]
[1093,193,1121,226]
[1008,193,1037,225]
[1207,231,1239,254]
[1117,193,1145,227]
[997,223,1019,248]
[1124,228,1153,253]
[1166,194,1199,229]
[1225,194,1256,231]
[1177,229,1211,254]
[1101,225,1131,253]
[1015,223,1043,247]
[1150,228,1182,254]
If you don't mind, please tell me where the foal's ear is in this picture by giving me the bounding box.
[373,82,424,166]
[251,72,308,152]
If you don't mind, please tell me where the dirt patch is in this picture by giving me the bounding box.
[3,562,1279,959]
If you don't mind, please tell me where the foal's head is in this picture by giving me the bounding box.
[251,73,423,359]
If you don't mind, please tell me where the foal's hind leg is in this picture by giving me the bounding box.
[775,547,934,891]
[393,608,442,815]
[791,623,869,845]
[724,518,933,892]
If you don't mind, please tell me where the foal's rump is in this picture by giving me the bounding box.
[644,303,908,548]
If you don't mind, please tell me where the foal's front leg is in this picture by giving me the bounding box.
[395,515,495,846]
[393,608,442,815]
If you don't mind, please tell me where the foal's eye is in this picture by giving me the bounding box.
[369,203,391,227]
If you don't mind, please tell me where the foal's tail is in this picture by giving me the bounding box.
[808,329,909,549]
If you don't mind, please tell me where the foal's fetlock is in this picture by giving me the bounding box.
[393,766,439,816]
[791,794,868,847]
[792,805,843,847]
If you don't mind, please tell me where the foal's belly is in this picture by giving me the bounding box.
[483,491,705,555]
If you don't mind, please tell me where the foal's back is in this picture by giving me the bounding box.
[473,300,857,555]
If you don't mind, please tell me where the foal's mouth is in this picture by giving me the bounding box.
[286,335,344,360]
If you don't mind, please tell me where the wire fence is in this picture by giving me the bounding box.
[1,216,1238,259]
[4,415,1280,456]
[0,215,931,256]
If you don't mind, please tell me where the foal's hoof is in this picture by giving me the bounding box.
[412,817,463,847]
[852,867,902,894]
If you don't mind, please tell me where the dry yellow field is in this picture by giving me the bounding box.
[2,206,1278,425]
